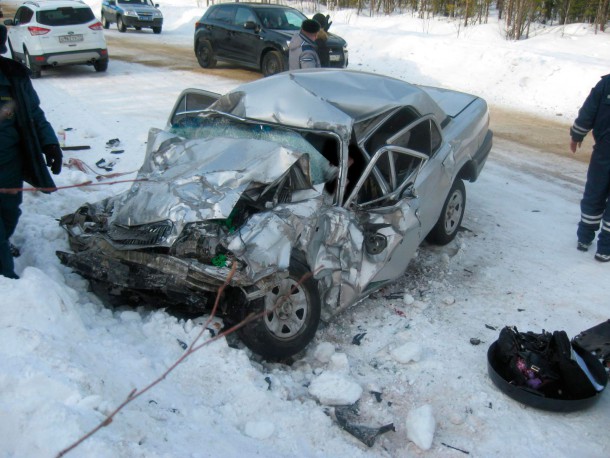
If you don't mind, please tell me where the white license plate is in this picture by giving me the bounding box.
[140,16,152,21]
[59,34,83,43]
[329,54,341,62]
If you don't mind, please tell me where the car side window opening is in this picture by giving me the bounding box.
[209,5,234,24]
[364,107,419,155]
[302,132,341,196]
[16,7,34,25]
[350,148,426,208]
[235,7,256,26]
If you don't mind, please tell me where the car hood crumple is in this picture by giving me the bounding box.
[106,129,332,237]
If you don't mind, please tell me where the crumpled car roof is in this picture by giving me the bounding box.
[211,69,446,139]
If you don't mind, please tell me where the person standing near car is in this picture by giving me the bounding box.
[0,25,62,278]
[570,73,610,262]
[289,19,321,70]
[312,13,332,68]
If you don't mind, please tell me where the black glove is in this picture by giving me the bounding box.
[325,15,332,32]
[42,143,63,175]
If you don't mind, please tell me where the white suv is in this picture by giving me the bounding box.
[4,0,108,78]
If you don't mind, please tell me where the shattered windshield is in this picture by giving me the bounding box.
[170,115,337,185]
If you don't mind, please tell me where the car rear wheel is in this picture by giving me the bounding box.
[152,26,162,34]
[262,50,284,77]
[195,39,216,69]
[237,257,321,360]
[117,16,127,32]
[24,49,41,79]
[94,59,108,72]
[101,14,109,29]
[426,179,466,245]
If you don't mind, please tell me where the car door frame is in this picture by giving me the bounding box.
[343,146,428,289]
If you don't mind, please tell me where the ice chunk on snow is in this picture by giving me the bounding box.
[406,404,435,450]
[442,295,456,305]
[244,421,275,440]
[308,372,363,405]
[328,352,349,374]
[390,342,422,363]
[313,342,335,363]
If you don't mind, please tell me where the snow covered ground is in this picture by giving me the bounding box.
[0,1,609,457]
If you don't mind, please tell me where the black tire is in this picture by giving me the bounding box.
[117,16,127,33]
[152,26,162,34]
[24,49,41,79]
[195,39,216,69]
[261,50,284,77]
[94,59,108,72]
[237,257,320,359]
[426,179,466,245]
[101,14,110,29]
[134,26,141,31]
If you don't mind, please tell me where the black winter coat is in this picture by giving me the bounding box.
[0,56,58,191]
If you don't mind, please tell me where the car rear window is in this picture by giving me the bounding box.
[37,7,94,26]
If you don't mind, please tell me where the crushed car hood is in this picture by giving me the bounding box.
[109,130,321,231]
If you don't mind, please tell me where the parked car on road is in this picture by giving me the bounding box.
[101,0,163,34]
[4,0,108,78]
[194,2,348,76]
[57,70,492,359]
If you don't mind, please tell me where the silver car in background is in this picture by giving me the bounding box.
[57,70,492,359]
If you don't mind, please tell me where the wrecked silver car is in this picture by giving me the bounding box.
[57,70,492,359]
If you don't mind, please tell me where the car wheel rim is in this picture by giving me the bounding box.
[263,277,308,340]
[266,59,278,75]
[443,190,464,235]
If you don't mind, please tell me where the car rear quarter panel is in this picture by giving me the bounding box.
[442,98,490,182]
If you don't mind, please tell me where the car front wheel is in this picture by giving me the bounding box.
[261,50,284,77]
[195,39,216,69]
[426,179,466,245]
[152,26,162,34]
[237,257,321,360]
[117,16,127,32]
[101,14,110,29]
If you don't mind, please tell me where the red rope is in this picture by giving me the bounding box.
[0,178,147,194]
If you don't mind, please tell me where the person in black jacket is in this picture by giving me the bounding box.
[0,25,62,278]
[312,13,331,68]
[570,74,610,262]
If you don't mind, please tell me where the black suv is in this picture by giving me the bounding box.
[194,3,348,77]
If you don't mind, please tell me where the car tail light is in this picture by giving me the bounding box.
[195,22,201,28]
[28,26,50,36]
[89,22,103,31]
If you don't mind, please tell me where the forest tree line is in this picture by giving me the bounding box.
[255,0,609,39]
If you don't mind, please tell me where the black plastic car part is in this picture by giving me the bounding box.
[487,341,607,412]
